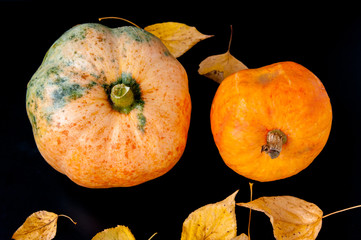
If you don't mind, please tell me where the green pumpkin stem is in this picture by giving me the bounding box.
[261,129,287,159]
[110,84,134,109]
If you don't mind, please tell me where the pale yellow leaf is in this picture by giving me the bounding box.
[145,22,212,58]
[237,196,323,240]
[92,225,136,240]
[181,190,238,240]
[198,51,248,83]
[12,211,59,240]
[231,233,249,240]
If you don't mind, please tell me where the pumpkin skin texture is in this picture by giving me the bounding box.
[26,23,191,188]
[210,62,332,182]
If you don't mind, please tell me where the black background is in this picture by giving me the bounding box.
[2,1,361,239]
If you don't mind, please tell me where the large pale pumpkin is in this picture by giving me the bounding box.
[210,62,332,182]
[26,23,191,188]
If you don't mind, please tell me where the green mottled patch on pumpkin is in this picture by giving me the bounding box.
[28,111,37,129]
[164,50,171,56]
[43,85,94,124]
[27,66,56,101]
[26,90,41,135]
[51,81,84,108]
[27,100,39,134]
[68,27,87,41]
[90,73,100,79]
[113,26,154,43]
[42,23,104,64]
[86,81,97,89]
[137,113,146,132]
[27,64,99,126]
[47,75,98,119]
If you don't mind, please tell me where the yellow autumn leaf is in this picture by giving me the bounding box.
[181,190,238,240]
[144,22,212,58]
[91,225,136,240]
[237,196,323,240]
[12,211,75,240]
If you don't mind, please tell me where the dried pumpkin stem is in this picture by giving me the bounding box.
[261,129,287,159]
[110,84,134,109]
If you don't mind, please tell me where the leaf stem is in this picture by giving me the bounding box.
[148,232,158,240]
[248,182,253,240]
[58,214,77,225]
[248,182,254,240]
[227,25,233,53]
[323,205,361,219]
[98,17,141,28]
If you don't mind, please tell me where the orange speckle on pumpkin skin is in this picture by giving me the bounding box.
[61,130,69,136]
[81,73,89,79]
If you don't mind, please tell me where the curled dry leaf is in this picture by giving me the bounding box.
[144,22,213,58]
[181,191,238,240]
[198,51,248,83]
[237,196,323,240]
[198,26,247,83]
[12,210,75,240]
[91,225,135,240]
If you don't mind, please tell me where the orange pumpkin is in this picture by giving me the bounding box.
[210,61,332,182]
[26,23,191,188]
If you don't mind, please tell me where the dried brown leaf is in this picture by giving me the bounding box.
[198,51,247,83]
[238,196,323,240]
